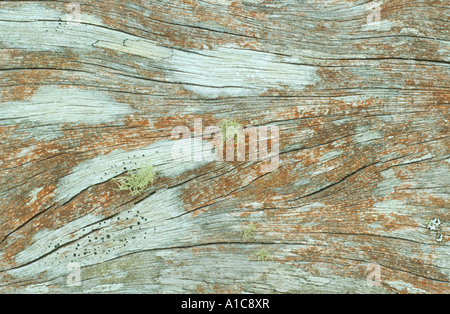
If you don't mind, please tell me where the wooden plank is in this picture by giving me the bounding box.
[0,0,448,294]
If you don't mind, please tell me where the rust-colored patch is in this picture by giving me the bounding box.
[0,49,80,102]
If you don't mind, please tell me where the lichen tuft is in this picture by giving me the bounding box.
[115,162,156,196]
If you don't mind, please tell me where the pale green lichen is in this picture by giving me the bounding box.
[220,118,244,145]
[115,162,156,196]
[256,248,274,261]
[243,223,257,241]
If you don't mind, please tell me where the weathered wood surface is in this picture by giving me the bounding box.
[0,0,449,294]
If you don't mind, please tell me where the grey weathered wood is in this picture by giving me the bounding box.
[0,0,449,294]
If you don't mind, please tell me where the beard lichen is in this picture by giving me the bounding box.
[256,248,274,261]
[243,223,257,241]
[220,118,244,146]
[115,162,156,196]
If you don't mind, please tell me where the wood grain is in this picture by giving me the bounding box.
[0,0,449,294]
